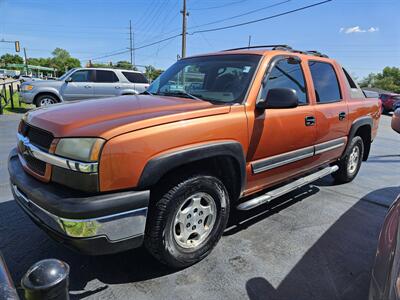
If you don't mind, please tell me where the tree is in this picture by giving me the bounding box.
[115,60,134,70]
[0,54,24,65]
[360,67,400,93]
[50,48,81,75]
[145,65,163,81]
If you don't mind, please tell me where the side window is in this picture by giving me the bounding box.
[261,57,308,105]
[95,70,119,83]
[122,72,148,84]
[342,68,357,88]
[70,70,91,82]
[308,61,341,103]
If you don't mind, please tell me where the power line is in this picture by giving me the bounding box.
[87,0,333,61]
[188,0,292,30]
[190,0,248,11]
[190,0,333,34]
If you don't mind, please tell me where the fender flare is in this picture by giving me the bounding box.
[137,141,247,193]
[34,88,63,102]
[343,116,373,159]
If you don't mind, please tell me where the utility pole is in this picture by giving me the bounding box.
[180,0,188,58]
[129,20,135,69]
[23,48,29,75]
[248,35,252,48]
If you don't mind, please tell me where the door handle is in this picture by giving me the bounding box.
[305,116,316,126]
[84,85,91,88]
[115,86,121,89]
[338,112,346,121]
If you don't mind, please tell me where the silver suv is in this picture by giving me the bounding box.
[19,68,150,107]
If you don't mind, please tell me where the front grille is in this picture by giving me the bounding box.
[24,153,46,176]
[20,121,53,151]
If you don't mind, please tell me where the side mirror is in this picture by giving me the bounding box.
[65,77,73,83]
[257,88,299,109]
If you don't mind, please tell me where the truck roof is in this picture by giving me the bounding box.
[186,45,334,61]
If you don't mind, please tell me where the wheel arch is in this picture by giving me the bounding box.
[34,91,61,105]
[137,141,246,201]
[345,116,373,161]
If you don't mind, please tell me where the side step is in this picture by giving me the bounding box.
[237,165,339,211]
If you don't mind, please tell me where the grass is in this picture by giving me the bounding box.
[0,89,35,115]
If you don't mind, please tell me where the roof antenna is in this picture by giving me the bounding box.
[248,35,252,49]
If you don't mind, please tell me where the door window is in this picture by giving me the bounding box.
[70,70,92,82]
[261,57,308,105]
[95,70,119,83]
[308,61,341,103]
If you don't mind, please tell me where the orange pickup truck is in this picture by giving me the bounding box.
[8,45,380,268]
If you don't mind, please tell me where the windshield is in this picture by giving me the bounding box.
[147,54,261,103]
[58,68,77,81]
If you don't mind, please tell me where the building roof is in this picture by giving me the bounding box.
[6,64,56,71]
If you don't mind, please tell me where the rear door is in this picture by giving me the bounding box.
[121,71,149,93]
[92,70,120,98]
[307,60,349,162]
[60,69,94,101]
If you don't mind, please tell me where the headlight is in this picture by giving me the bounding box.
[21,84,34,91]
[55,138,105,162]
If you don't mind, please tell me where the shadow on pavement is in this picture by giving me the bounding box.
[244,186,400,300]
[225,185,320,236]
[1,185,399,299]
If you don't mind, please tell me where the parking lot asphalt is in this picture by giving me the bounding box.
[0,114,399,300]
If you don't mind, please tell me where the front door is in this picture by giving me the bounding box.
[246,55,317,194]
[60,69,94,101]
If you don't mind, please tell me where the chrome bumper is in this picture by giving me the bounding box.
[12,184,147,242]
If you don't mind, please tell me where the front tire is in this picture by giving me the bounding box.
[332,136,364,183]
[144,175,230,268]
[35,94,58,107]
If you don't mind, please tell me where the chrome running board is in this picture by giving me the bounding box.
[237,165,339,211]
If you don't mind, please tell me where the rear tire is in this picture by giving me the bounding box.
[35,94,58,107]
[332,136,364,183]
[144,175,230,268]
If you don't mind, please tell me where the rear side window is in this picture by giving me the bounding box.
[309,61,341,103]
[342,68,357,89]
[95,70,119,83]
[261,57,308,105]
[122,72,148,84]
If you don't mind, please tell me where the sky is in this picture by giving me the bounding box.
[0,0,399,80]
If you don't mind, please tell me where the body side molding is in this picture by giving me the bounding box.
[251,137,347,174]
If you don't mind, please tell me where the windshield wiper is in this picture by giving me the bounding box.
[161,91,202,101]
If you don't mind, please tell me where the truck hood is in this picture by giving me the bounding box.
[24,95,231,139]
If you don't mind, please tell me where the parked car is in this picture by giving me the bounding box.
[0,69,6,80]
[380,93,400,114]
[19,68,150,107]
[364,90,380,99]
[391,105,400,134]
[8,45,381,268]
[369,194,400,300]
[19,74,33,83]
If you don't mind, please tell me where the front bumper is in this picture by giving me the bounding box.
[8,149,150,255]
[19,91,35,104]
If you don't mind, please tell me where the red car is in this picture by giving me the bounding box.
[380,93,400,114]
